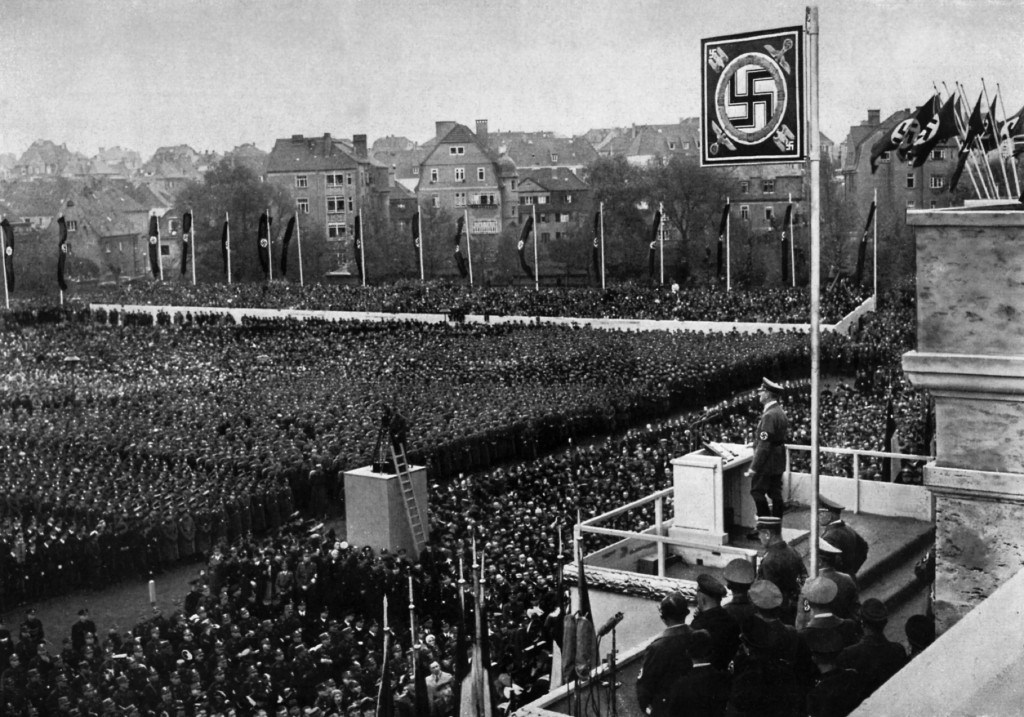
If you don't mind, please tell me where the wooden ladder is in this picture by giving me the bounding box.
[391,443,426,554]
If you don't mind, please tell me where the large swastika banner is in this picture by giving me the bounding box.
[701,26,805,166]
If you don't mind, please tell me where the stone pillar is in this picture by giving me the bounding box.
[902,206,1024,632]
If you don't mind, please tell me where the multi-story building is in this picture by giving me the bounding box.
[266,132,391,245]
[515,168,592,241]
[486,131,598,179]
[417,121,512,236]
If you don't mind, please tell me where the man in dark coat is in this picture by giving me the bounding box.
[819,495,870,577]
[667,629,730,717]
[636,592,693,717]
[745,378,789,525]
[755,516,806,625]
[690,574,740,672]
[70,609,96,653]
[805,627,864,717]
[722,559,757,626]
[837,598,907,697]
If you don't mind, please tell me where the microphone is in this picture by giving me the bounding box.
[597,612,624,638]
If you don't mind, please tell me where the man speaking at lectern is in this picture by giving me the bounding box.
[745,378,789,526]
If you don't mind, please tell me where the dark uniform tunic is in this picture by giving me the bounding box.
[636,624,694,717]
[750,401,789,519]
[757,541,807,624]
[821,520,869,577]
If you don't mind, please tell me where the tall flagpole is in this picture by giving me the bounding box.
[982,80,1011,199]
[599,201,606,291]
[995,83,1021,198]
[725,197,731,292]
[872,188,878,302]
[358,208,366,287]
[0,215,9,310]
[806,5,821,578]
[266,207,273,282]
[788,193,795,287]
[658,201,665,286]
[226,212,232,285]
[189,208,196,286]
[952,82,986,200]
[417,207,425,282]
[532,204,539,291]
[157,213,164,281]
[296,206,305,288]
[464,209,474,286]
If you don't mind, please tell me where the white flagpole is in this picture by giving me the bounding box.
[464,209,474,286]
[996,83,1021,198]
[788,193,795,287]
[807,5,821,577]
[296,208,305,288]
[872,188,878,301]
[951,83,986,200]
[157,213,164,281]
[417,207,425,282]
[266,207,273,282]
[226,211,232,285]
[599,201,606,291]
[983,80,1012,199]
[189,208,196,286]
[658,201,665,286]
[725,196,731,292]
[0,216,9,310]
[359,208,366,287]
[532,204,539,291]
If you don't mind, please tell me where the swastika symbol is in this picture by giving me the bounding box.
[714,52,788,146]
[727,67,776,131]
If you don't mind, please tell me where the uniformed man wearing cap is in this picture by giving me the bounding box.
[818,495,869,577]
[805,626,865,717]
[837,598,907,697]
[745,378,790,526]
[754,516,807,625]
[636,591,693,717]
[796,539,860,628]
[797,576,860,649]
[690,574,740,672]
[722,559,757,626]
[727,614,803,717]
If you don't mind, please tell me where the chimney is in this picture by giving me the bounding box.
[476,119,489,147]
[867,109,881,126]
[322,132,332,155]
[291,134,304,143]
[353,134,368,159]
[435,121,457,141]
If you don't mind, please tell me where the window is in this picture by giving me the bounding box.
[740,205,750,220]
[930,175,944,189]
[296,175,308,188]
[539,213,548,223]
[550,153,558,163]
[520,196,536,205]
[930,200,938,208]
[538,195,548,205]
[765,207,774,221]
[430,168,438,183]
[160,245,170,256]
[668,141,677,150]
[449,146,465,156]
[541,232,551,241]
[565,194,573,204]
[931,149,945,160]
[472,193,497,206]
[879,151,891,162]
[327,197,345,213]
[348,173,354,186]
[327,223,347,239]
[558,213,571,223]
[454,192,466,207]
[167,219,180,234]
[455,167,465,182]
[683,141,691,150]
[907,173,915,189]
[740,181,749,194]
[477,167,485,181]
[906,200,916,208]
[297,199,309,214]
[348,198,354,212]
[432,196,440,208]
[326,173,344,187]
[67,220,78,232]
[762,179,775,194]
[511,179,517,190]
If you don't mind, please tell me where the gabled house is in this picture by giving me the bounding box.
[15,140,79,177]
[486,132,598,178]
[515,168,592,241]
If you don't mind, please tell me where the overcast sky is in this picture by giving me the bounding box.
[2,0,1022,158]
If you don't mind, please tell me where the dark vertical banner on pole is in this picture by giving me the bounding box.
[257,212,271,278]
[221,216,230,279]
[648,210,660,281]
[353,214,364,284]
[518,216,534,279]
[57,216,69,291]
[148,215,161,278]
[855,200,876,286]
[1,218,14,292]
[780,204,792,284]
[716,203,729,282]
[454,216,468,278]
[181,211,192,277]
[591,209,601,281]
[280,215,296,276]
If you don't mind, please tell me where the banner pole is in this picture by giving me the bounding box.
[599,201,606,291]
[464,209,474,286]
[806,4,821,578]
[658,201,665,286]
[359,208,366,287]
[190,208,196,286]
[872,187,878,302]
[533,204,539,291]
[157,213,164,281]
[0,216,9,310]
[789,193,796,287]
[725,197,731,292]
[296,206,305,288]
[417,207,425,282]
[267,207,273,282]
[226,212,232,285]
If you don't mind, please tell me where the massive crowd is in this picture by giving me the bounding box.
[0,287,926,715]
[80,279,869,325]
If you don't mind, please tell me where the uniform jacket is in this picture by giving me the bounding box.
[750,402,789,481]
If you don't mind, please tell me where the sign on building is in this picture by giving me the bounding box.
[471,218,500,235]
[701,26,804,166]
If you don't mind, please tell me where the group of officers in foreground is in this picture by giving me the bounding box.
[635,379,931,717]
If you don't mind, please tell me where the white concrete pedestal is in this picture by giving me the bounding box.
[343,464,428,557]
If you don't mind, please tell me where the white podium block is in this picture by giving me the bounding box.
[669,443,754,546]
[344,464,428,557]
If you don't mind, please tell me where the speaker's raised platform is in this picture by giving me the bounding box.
[343,463,428,556]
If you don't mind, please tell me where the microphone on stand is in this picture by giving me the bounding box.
[597,612,624,638]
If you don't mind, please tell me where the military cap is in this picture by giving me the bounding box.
[659,591,689,621]
[748,580,783,610]
[761,377,784,395]
[724,558,756,586]
[818,538,842,555]
[818,494,845,513]
[803,576,838,606]
[756,515,782,530]
[696,574,727,599]
[741,616,777,651]
[904,614,935,649]
[804,626,844,654]
[860,598,888,624]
